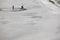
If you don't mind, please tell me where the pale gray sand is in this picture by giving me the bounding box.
[0,0,60,40]
[0,7,60,40]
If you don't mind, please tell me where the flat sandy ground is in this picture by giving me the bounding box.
[0,6,60,40]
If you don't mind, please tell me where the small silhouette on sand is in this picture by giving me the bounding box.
[20,5,27,10]
[12,5,14,11]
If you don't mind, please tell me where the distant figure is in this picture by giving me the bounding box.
[21,5,23,9]
[20,5,27,10]
[12,5,14,11]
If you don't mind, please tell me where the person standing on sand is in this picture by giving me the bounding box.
[21,5,24,9]
[20,5,27,10]
[12,5,14,11]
